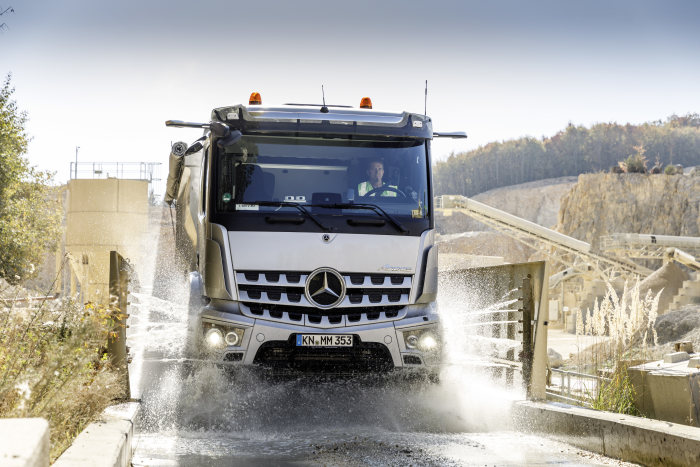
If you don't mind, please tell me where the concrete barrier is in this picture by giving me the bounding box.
[0,418,49,467]
[513,400,700,466]
[53,402,139,467]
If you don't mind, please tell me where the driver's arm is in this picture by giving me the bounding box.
[357,181,370,197]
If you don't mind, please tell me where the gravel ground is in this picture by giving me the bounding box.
[655,305,700,346]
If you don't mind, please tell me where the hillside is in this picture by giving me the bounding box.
[434,114,700,197]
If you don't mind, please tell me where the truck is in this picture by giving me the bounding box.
[164,92,466,376]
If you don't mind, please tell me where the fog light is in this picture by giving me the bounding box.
[205,328,224,348]
[225,331,240,346]
[406,334,419,349]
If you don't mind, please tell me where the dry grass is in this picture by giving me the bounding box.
[574,279,661,414]
[0,289,124,461]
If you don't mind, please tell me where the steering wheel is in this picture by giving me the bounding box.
[359,185,408,200]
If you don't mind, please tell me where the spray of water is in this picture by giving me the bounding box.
[429,275,524,433]
[129,207,527,461]
[130,280,524,435]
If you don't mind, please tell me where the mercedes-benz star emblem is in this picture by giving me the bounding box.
[305,268,346,309]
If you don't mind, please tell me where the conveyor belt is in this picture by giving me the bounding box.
[436,195,651,278]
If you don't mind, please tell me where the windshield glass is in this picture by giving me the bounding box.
[215,136,429,219]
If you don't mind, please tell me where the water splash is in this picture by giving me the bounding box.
[435,279,524,433]
[129,274,525,438]
[129,207,527,454]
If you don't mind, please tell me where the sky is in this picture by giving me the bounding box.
[2,0,699,191]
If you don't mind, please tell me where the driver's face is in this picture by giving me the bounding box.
[367,162,384,185]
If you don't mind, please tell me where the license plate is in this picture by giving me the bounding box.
[296,334,353,347]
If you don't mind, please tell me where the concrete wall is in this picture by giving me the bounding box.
[514,400,700,466]
[629,355,700,426]
[53,402,139,467]
[65,179,148,304]
[0,418,49,467]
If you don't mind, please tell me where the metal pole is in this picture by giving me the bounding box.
[520,275,533,398]
[75,146,80,178]
[108,251,131,399]
[506,290,516,386]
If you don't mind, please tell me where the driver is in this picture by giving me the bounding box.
[357,160,397,197]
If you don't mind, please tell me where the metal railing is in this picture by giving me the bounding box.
[70,161,161,181]
[70,161,164,200]
[546,368,610,407]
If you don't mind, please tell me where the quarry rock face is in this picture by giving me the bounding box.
[557,173,700,250]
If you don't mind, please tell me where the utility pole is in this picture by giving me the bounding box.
[75,146,80,179]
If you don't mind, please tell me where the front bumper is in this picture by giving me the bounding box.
[198,302,441,372]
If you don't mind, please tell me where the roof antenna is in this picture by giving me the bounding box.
[320,85,329,113]
[424,80,428,116]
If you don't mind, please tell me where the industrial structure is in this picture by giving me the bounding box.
[62,162,160,304]
[435,194,700,327]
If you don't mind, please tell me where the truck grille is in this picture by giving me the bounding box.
[236,270,412,327]
[253,339,394,373]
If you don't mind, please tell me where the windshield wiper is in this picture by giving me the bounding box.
[312,202,408,233]
[248,201,331,231]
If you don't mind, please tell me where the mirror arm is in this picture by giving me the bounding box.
[165,120,210,129]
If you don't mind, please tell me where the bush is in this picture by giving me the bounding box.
[591,364,639,415]
[618,145,648,173]
[0,281,123,460]
[575,280,660,415]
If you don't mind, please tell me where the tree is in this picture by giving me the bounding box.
[433,114,700,196]
[0,74,61,284]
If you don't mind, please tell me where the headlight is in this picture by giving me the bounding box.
[402,328,440,352]
[419,334,437,351]
[406,334,419,349]
[203,322,246,348]
[225,330,241,346]
[205,328,224,348]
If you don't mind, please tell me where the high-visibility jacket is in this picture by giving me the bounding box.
[357,181,397,197]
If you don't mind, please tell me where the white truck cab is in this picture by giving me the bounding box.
[164,94,465,375]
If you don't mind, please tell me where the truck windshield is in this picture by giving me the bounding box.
[215,135,430,220]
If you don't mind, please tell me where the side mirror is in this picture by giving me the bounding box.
[209,121,230,138]
[209,121,242,148]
